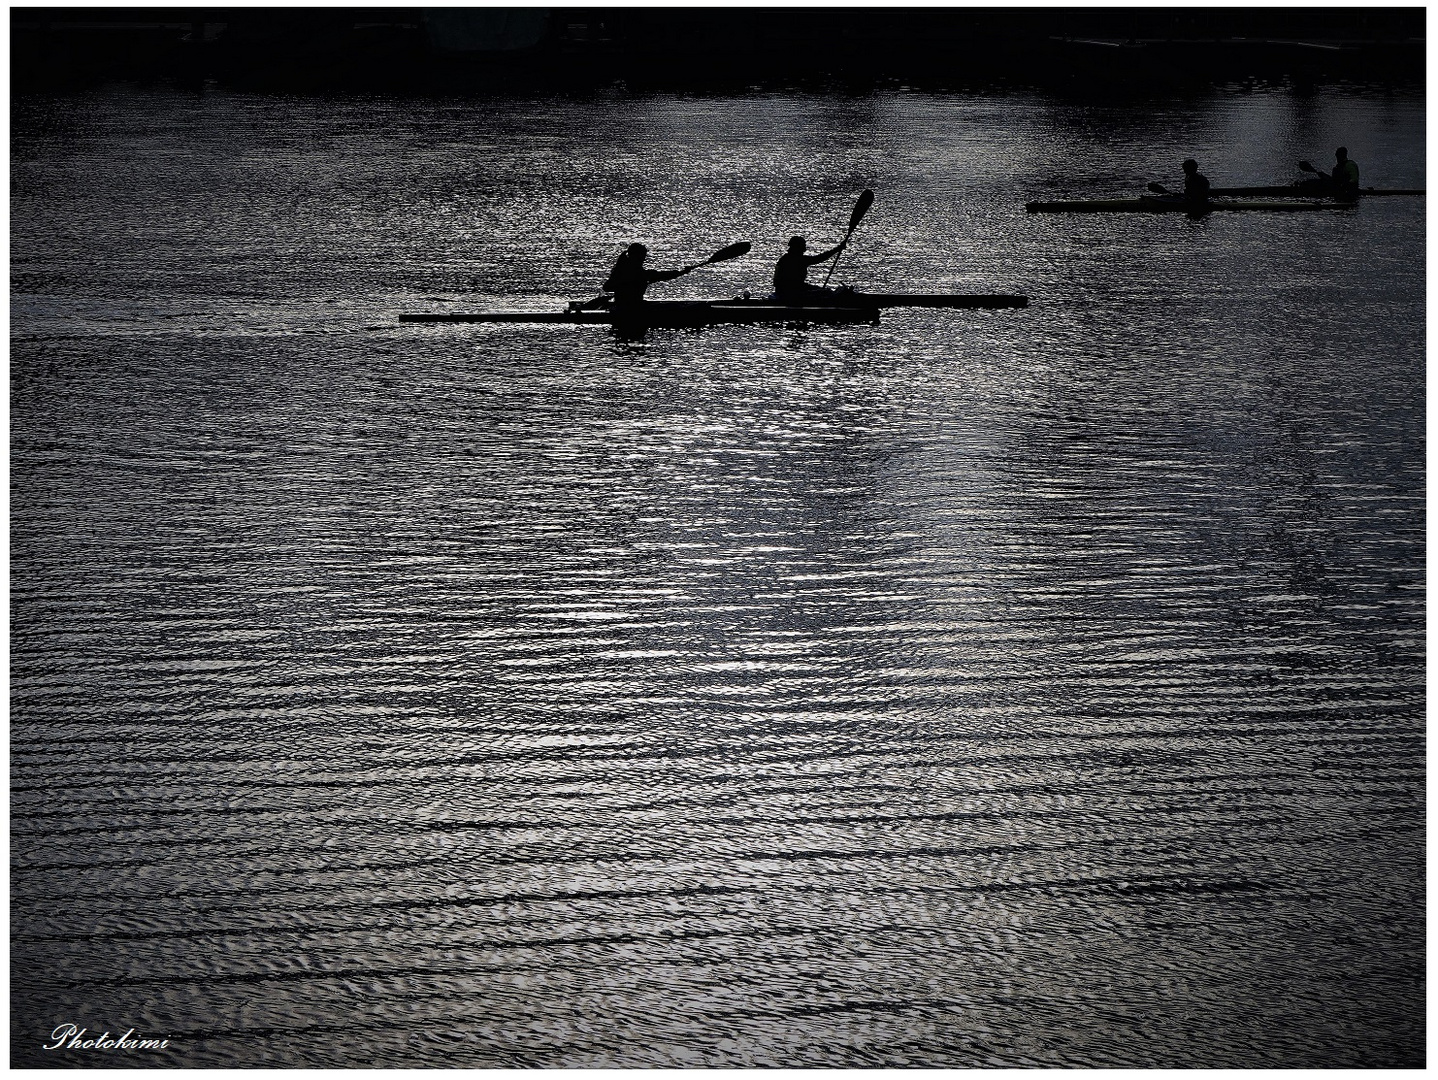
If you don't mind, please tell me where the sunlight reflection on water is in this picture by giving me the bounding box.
[10,85,1425,1068]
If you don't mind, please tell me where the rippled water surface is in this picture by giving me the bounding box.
[11,85,1425,1068]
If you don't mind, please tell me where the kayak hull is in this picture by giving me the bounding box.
[1026,197,1354,214]
[399,293,1028,326]
[1211,184,1424,198]
[400,303,879,326]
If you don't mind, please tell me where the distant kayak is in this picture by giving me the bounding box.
[1209,184,1424,198]
[1026,196,1356,214]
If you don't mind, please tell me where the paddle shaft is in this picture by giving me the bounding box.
[680,240,752,275]
[822,241,850,287]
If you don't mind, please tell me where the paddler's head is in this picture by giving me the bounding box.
[1335,147,1348,162]
[788,236,806,253]
[1182,159,1198,175]
[626,243,648,262]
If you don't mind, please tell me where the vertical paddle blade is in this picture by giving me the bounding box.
[849,188,875,232]
[825,190,873,288]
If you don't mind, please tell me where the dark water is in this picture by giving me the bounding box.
[10,86,1425,1068]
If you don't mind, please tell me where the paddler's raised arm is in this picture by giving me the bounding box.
[804,238,848,265]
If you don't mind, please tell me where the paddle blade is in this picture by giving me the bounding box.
[1147,182,1169,194]
[704,241,751,264]
[1298,160,1318,173]
[848,188,875,232]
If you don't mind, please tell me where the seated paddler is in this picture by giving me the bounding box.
[772,235,848,303]
[1327,147,1361,201]
[602,243,685,317]
[1181,159,1211,206]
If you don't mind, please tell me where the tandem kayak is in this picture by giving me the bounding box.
[1025,196,1355,214]
[399,292,1029,326]
[400,303,879,327]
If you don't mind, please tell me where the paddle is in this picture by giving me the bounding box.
[678,240,751,275]
[823,188,874,287]
[1298,160,1328,179]
[1146,182,1172,195]
[578,241,751,310]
